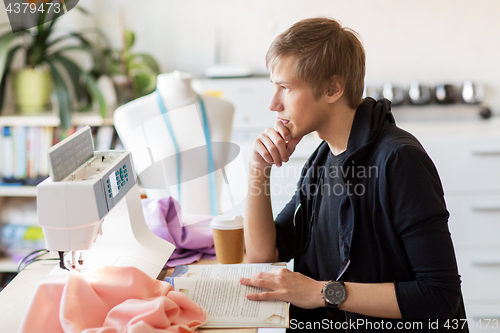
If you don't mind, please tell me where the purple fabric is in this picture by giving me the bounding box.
[141,196,216,267]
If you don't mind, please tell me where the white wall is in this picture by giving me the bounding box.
[2,0,500,109]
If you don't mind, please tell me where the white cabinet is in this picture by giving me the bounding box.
[192,76,276,132]
[417,134,500,193]
[454,250,500,302]
[445,195,500,249]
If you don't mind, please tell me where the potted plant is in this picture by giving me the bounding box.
[115,29,161,104]
[0,1,106,129]
[91,28,161,105]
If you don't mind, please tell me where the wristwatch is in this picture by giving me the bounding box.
[322,280,346,312]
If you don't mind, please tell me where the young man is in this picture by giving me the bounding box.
[239,17,468,331]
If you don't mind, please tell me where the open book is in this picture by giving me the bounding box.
[164,263,289,328]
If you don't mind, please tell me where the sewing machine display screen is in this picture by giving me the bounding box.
[109,172,119,197]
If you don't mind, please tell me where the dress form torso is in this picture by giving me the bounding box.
[114,71,234,215]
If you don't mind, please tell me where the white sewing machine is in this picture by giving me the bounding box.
[37,126,175,278]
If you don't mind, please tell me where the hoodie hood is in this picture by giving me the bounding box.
[347,97,395,161]
[309,98,395,170]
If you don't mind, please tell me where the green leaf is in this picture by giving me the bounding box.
[48,62,72,129]
[76,6,91,15]
[47,12,58,32]
[131,68,157,97]
[50,55,107,120]
[132,73,151,95]
[128,53,160,74]
[50,54,87,103]
[0,32,20,79]
[83,72,107,119]
[47,45,95,59]
[127,61,151,72]
[0,45,23,111]
[48,30,111,79]
[45,35,71,49]
[47,32,93,49]
[123,30,135,52]
[108,61,122,75]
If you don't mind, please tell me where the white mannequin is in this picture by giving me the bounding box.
[114,71,234,216]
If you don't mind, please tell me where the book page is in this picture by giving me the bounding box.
[169,262,286,281]
[172,277,287,328]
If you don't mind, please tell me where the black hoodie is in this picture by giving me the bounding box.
[275,98,468,332]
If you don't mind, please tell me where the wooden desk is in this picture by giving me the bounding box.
[0,255,259,333]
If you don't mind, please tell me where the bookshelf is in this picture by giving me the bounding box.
[0,109,115,273]
[0,107,113,128]
[0,186,37,197]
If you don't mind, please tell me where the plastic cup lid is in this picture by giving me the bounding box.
[210,215,244,230]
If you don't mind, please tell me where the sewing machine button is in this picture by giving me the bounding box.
[109,194,112,198]
[107,179,110,183]
[118,186,121,190]
[123,164,126,169]
[107,184,110,188]
[126,178,129,182]
[125,173,128,178]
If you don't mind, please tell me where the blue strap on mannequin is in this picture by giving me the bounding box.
[197,95,218,216]
[156,91,182,201]
[156,90,218,216]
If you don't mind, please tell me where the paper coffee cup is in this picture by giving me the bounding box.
[210,215,244,264]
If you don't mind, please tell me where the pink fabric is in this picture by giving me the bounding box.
[19,266,206,333]
[141,197,216,267]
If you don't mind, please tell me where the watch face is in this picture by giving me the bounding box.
[324,282,346,305]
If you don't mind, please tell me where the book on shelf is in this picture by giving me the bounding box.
[95,126,115,151]
[0,196,44,264]
[13,126,27,180]
[164,263,289,328]
[113,134,124,150]
[26,126,37,179]
[1,126,49,186]
[39,127,53,177]
[1,127,13,180]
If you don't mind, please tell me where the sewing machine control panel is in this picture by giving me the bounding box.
[100,152,136,211]
[58,150,136,213]
[107,163,130,198]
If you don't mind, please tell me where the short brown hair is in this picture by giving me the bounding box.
[266,17,365,109]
